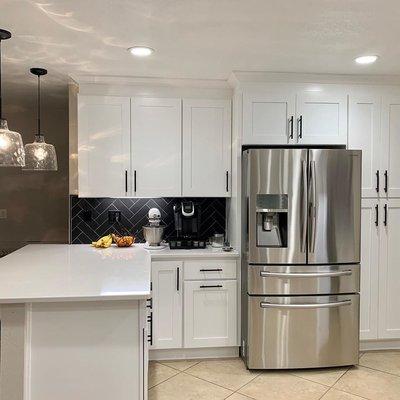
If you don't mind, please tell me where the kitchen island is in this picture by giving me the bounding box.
[0,244,151,400]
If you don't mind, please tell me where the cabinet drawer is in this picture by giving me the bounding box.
[184,259,237,280]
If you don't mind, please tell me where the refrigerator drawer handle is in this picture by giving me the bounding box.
[260,270,352,278]
[260,300,352,309]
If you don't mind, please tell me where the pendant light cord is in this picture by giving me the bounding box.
[0,39,3,120]
[37,74,41,136]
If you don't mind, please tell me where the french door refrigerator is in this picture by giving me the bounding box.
[241,148,361,369]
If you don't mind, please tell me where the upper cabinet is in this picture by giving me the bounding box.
[381,97,400,198]
[348,94,381,198]
[242,85,348,145]
[78,95,232,198]
[243,88,295,145]
[183,99,231,197]
[131,98,182,197]
[296,90,347,145]
[78,95,131,197]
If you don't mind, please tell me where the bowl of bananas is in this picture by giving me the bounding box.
[91,233,135,248]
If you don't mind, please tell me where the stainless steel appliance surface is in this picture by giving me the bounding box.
[241,147,361,370]
[143,208,165,246]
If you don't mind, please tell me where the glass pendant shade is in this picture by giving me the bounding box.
[24,134,57,171]
[0,119,25,167]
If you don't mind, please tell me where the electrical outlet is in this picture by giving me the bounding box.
[108,210,122,223]
[0,209,7,219]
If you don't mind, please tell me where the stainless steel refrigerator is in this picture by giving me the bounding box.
[241,148,361,369]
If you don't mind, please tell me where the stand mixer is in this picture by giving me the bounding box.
[143,208,165,249]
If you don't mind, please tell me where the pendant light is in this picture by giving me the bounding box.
[0,29,25,167]
[23,68,58,171]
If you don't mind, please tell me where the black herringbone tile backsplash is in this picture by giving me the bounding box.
[70,196,226,244]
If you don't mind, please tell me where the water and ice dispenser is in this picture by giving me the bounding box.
[256,194,288,247]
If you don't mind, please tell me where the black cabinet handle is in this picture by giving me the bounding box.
[298,115,303,139]
[384,170,388,193]
[176,267,180,291]
[226,171,229,192]
[146,298,153,309]
[134,170,137,193]
[376,170,380,193]
[147,312,153,345]
[288,116,294,139]
[384,204,388,226]
[375,204,379,227]
[199,285,223,289]
[125,170,128,193]
[199,268,223,272]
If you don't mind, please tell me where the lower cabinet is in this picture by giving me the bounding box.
[151,261,183,349]
[183,280,237,348]
[360,198,400,341]
[150,258,238,350]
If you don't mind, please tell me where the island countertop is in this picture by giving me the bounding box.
[0,244,151,303]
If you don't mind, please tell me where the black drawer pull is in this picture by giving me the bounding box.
[384,170,388,193]
[199,268,223,272]
[199,285,223,289]
[146,298,153,309]
[147,311,153,345]
[376,170,380,193]
[384,204,388,226]
[375,204,379,227]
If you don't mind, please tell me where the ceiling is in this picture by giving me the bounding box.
[1,0,400,95]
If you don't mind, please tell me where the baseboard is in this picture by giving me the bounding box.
[149,347,239,361]
[360,339,400,351]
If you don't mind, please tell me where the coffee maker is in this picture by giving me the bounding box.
[169,201,206,249]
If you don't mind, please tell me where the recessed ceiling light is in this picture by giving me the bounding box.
[355,55,378,65]
[128,46,154,57]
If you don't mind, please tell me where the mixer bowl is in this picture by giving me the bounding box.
[143,225,165,246]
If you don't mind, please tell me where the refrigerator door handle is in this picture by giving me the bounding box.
[260,270,352,278]
[308,160,317,253]
[260,300,352,309]
[301,161,308,253]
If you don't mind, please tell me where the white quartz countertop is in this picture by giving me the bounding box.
[0,244,151,303]
[143,244,240,260]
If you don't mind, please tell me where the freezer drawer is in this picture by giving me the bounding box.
[245,294,359,369]
[248,264,360,295]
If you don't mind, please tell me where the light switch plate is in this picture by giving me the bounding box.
[0,209,7,219]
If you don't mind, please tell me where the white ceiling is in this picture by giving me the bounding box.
[1,0,400,94]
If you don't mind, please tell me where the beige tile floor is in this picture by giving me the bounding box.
[149,351,400,400]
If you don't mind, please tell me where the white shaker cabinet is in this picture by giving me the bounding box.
[78,95,131,197]
[131,98,182,197]
[348,95,381,198]
[378,199,400,339]
[360,199,380,340]
[381,97,400,198]
[295,90,347,145]
[242,89,295,145]
[182,99,232,197]
[151,261,183,349]
[183,280,237,348]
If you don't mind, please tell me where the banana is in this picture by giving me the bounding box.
[91,234,113,248]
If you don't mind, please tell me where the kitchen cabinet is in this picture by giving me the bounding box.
[348,95,381,198]
[78,95,131,197]
[360,199,380,340]
[151,261,183,349]
[378,199,400,339]
[381,97,400,198]
[183,99,231,197]
[242,86,347,145]
[183,280,237,348]
[295,90,347,145]
[242,88,295,145]
[131,97,182,197]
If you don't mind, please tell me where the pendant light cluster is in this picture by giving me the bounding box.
[0,28,57,171]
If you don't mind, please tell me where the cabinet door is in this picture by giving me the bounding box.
[131,98,181,197]
[360,199,380,340]
[378,199,400,339]
[296,90,347,144]
[184,280,237,348]
[348,95,381,198]
[151,261,182,349]
[78,95,130,197]
[243,89,295,145]
[182,99,231,197]
[381,97,400,197]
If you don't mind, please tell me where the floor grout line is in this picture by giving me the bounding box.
[356,363,400,379]
[322,387,371,400]
[157,359,201,372]
[180,370,236,393]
